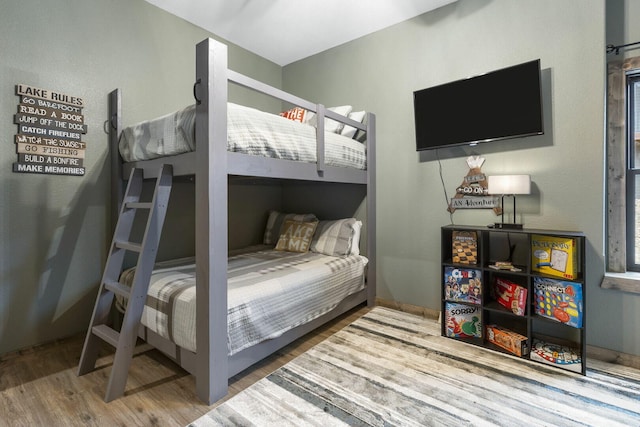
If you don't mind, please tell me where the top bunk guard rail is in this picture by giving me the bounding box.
[225,68,369,132]
[225,70,369,177]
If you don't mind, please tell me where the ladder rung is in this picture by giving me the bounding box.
[92,325,120,347]
[104,280,131,299]
[114,240,142,253]
[125,201,152,210]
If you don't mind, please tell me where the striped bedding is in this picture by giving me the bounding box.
[119,103,367,170]
[119,246,367,355]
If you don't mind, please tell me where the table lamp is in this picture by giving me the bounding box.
[487,175,531,230]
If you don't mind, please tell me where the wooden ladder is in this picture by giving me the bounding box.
[77,164,173,402]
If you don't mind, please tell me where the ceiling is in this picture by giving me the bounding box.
[144,0,457,66]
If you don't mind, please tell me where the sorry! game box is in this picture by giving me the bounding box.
[533,277,583,328]
[445,302,482,338]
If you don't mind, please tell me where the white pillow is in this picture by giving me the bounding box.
[351,220,363,255]
[310,218,363,257]
[310,218,356,256]
[340,111,366,139]
[307,105,353,134]
[326,105,353,134]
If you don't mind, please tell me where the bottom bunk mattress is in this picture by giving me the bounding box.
[119,246,368,356]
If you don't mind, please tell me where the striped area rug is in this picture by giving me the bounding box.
[189,307,640,426]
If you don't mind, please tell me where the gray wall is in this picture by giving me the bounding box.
[2,0,639,359]
[283,0,639,357]
[607,0,640,61]
[0,0,282,354]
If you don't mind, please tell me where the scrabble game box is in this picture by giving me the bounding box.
[444,302,482,338]
[452,230,478,265]
[485,324,529,357]
[531,234,578,280]
[444,267,482,305]
[492,277,527,316]
[533,277,583,328]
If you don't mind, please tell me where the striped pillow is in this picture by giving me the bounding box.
[311,218,357,257]
[263,211,317,245]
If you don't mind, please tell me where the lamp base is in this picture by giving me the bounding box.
[493,222,524,230]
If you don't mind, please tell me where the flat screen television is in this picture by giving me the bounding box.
[414,59,543,151]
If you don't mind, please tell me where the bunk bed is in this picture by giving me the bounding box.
[106,38,376,405]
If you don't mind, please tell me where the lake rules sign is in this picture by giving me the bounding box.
[13,84,87,176]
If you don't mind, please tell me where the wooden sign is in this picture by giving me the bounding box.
[16,104,84,123]
[13,84,87,176]
[15,134,86,149]
[16,142,85,159]
[450,196,500,209]
[12,163,85,176]
[14,113,87,133]
[448,156,501,214]
[15,84,84,107]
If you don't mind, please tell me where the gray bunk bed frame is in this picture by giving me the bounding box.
[108,38,376,404]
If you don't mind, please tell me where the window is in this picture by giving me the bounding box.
[627,72,640,270]
[601,57,640,294]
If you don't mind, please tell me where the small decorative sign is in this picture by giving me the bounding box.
[13,84,87,176]
[448,156,500,213]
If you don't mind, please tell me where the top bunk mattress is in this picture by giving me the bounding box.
[119,103,367,170]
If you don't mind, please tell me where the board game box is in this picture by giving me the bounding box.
[444,302,482,338]
[444,267,482,305]
[485,325,529,357]
[492,277,527,316]
[452,230,478,265]
[533,277,583,328]
[531,234,578,280]
[530,338,582,373]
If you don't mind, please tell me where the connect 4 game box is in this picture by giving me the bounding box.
[533,277,583,328]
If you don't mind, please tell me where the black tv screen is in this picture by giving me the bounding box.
[414,59,543,151]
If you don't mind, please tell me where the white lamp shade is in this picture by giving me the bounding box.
[487,175,531,195]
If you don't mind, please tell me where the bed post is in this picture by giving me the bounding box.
[195,38,229,404]
[108,89,123,233]
[366,113,376,307]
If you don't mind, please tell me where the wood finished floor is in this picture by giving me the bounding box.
[0,305,370,427]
